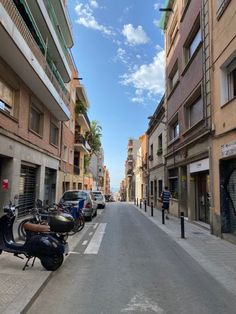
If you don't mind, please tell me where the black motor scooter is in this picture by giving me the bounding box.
[0,203,74,271]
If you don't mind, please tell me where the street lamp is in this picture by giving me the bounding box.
[159,8,173,12]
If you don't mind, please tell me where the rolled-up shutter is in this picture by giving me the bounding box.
[18,164,37,216]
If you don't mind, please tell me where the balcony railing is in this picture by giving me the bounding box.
[75,134,86,145]
[2,0,70,107]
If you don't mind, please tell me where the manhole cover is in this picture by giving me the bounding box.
[192,231,203,235]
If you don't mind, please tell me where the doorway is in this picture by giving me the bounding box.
[196,173,210,224]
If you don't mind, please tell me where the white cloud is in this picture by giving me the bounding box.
[75,3,114,36]
[153,19,160,28]
[116,48,128,64]
[120,50,165,102]
[122,24,149,46]
[89,0,98,8]
[154,2,161,11]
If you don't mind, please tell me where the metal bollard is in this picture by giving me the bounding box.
[151,203,153,216]
[162,208,165,224]
[137,198,138,206]
[180,212,185,238]
[134,199,136,205]
[144,200,147,212]
[140,200,142,209]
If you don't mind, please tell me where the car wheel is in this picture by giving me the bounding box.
[94,210,97,217]
[88,214,92,221]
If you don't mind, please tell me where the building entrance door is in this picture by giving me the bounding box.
[197,173,210,224]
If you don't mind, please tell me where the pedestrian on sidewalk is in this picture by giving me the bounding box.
[161,186,172,219]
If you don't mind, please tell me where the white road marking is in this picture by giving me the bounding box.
[121,292,164,313]
[68,251,80,255]
[82,240,88,246]
[84,223,107,254]
[93,223,98,229]
[89,232,93,236]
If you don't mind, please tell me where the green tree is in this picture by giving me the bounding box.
[84,121,102,172]
[75,98,88,115]
[86,120,102,156]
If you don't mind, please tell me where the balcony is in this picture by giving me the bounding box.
[25,0,72,81]
[127,155,133,163]
[126,169,133,177]
[50,0,73,48]
[74,134,90,154]
[0,0,70,120]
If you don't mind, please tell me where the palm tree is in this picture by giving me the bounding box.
[84,121,102,173]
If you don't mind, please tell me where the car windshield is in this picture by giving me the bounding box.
[63,191,87,201]
[92,192,103,200]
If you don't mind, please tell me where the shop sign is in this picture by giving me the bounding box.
[190,158,209,173]
[2,179,9,190]
[221,141,236,158]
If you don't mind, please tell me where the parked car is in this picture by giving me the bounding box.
[60,190,97,221]
[91,191,106,209]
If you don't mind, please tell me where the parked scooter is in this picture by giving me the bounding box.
[0,203,74,271]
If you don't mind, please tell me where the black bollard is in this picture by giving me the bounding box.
[144,200,147,212]
[136,198,138,206]
[151,203,153,216]
[134,199,136,205]
[180,212,185,238]
[140,200,142,209]
[162,208,165,224]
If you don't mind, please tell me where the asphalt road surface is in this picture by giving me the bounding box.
[27,202,236,314]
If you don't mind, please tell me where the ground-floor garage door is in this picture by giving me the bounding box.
[18,164,37,216]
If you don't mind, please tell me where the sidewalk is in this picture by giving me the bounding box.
[0,221,88,314]
[134,203,236,296]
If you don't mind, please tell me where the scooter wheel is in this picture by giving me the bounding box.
[40,253,64,271]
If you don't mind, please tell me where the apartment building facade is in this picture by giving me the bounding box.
[161,0,211,221]
[147,96,167,208]
[0,0,73,214]
[210,0,236,238]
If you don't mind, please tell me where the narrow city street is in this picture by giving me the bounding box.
[27,202,236,314]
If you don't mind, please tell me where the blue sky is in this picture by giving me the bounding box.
[68,0,165,191]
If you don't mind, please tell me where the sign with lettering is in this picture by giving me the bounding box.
[190,158,209,173]
[221,141,236,158]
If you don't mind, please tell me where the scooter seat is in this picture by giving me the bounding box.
[23,223,50,233]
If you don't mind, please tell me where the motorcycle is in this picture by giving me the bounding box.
[0,203,74,271]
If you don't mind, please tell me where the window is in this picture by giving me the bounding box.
[50,122,59,146]
[158,180,163,197]
[0,77,16,116]
[63,145,68,162]
[168,168,178,199]
[168,16,178,48]
[220,56,236,105]
[189,28,201,58]
[184,17,201,64]
[29,106,43,135]
[169,62,179,93]
[216,0,231,17]
[149,144,153,160]
[150,181,154,196]
[185,87,204,129]
[169,117,179,141]
[69,150,73,165]
[227,59,236,100]
[157,134,163,155]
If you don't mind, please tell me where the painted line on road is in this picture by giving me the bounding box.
[89,232,93,236]
[93,223,98,229]
[69,251,81,255]
[82,240,88,246]
[84,223,107,254]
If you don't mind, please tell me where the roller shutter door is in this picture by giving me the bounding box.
[18,164,37,216]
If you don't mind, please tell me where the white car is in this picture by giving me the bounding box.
[91,191,106,209]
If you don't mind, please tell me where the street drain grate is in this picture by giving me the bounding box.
[192,231,204,235]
